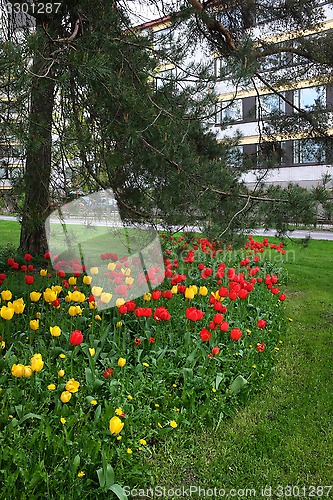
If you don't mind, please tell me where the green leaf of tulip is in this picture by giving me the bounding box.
[230,375,248,394]
[85,367,94,385]
[109,484,128,499]
[20,413,42,424]
[215,373,224,391]
[97,468,105,488]
[105,464,115,490]
[71,455,80,474]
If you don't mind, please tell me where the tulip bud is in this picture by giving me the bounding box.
[117,357,126,367]
[109,416,124,435]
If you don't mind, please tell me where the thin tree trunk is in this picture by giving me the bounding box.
[19,19,56,254]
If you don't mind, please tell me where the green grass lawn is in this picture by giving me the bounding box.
[147,238,333,492]
[1,221,333,493]
[0,219,20,248]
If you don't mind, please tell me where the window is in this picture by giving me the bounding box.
[294,86,326,110]
[214,56,230,78]
[256,142,285,168]
[259,43,288,72]
[257,93,284,117]
[226,146,244,169]
[215,100,242,125]
[0,168,8,179]
[293,139,326,164]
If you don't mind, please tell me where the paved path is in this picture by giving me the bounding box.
[1,215,333,240]
[250,228,333,241]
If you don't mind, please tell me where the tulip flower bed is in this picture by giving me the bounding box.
[0,234,287,498]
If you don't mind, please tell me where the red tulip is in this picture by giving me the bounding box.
[200,328,212,342]
[230,328,242,341]
[257,319,267,329]
[220,321,229,332]
[213,313,223,324]
[25,275,34,285]
[186,307,204,321]
[256,342,266,352]
[154,306,171,321]
[103,367,114,378]
[69,329,83,345]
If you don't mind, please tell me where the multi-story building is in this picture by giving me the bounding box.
[136,1,333,190]
[0,0,32,196]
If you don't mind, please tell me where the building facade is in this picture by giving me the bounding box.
[137,1,333,190]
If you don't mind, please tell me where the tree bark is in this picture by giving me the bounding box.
[19,19,56,254]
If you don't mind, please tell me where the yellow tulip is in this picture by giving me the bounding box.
[117,357,126,367]
[83,275,92,285]
[50,326,61,337]
[43,288,57,303]
[30,291,42,302]
[109,416,124,435]
[68,305,82,317]
[68,277,77,285]
[199,286,208,296]
[89,348,95,357]
[0,306,14,320]
[58,369,65,377]
[116,298,125,308]
[143,293,151,301]
[1,290,12,301]
[107,262,116,271]
[185,288,194,300]
[100,292,112,304]
[30,319,39,330]
[12,298,25,314]
[60,391,72,403]
[171,286,178,294]
[65,378,80,393]
[91,286,103,297]
[11,363,25,377]
[213,290,223,301]
[40,269,48,277]
[90,267,99,275]
[30,353,44,372]
[69,290,85,303]
[125,276,134,285]
[23,366,34,378]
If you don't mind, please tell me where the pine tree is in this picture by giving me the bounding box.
[1,0,332,253]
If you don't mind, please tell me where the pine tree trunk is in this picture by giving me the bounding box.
[19,19,56,255]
